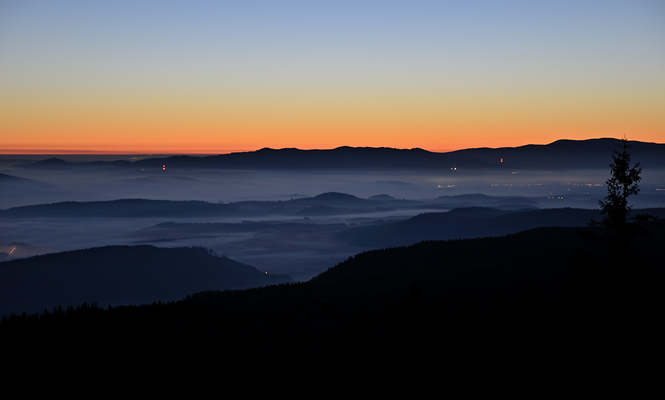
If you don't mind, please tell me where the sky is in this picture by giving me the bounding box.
[1,0,664,154]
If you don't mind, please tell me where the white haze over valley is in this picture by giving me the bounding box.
[2,154,664,280]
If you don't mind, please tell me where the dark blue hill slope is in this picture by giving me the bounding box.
[338,207,665,248]
[0,245,292,317]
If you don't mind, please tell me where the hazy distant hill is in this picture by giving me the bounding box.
[0,245,293,317]
[0,192,381,218]
[0,173,35,183]
[0,172,52,187]
[431,194,540,210]
[131,220,348,241]
[338,207,665,248]
[24,157,69,168]
[0,173,58,208]
[0,199,234,218]
[18,138,665,171]
[19,157,130,170]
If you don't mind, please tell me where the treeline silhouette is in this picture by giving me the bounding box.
[0,245,293,316]
[2,221,662,368]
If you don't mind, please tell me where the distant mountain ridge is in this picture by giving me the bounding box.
[18,138,665,171]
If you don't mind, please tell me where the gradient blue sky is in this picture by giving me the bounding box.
[1,0,664,153]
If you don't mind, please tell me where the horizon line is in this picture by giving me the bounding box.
[0,138,642,156]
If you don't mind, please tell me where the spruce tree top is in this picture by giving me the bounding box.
[599,138,642,230]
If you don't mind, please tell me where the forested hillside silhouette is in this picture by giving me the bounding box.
[338,206,665,247]
[0,245,293,316]
[3,222,662,367]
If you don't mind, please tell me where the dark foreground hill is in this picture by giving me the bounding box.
[2,222,663,371]
[0,245,293,317]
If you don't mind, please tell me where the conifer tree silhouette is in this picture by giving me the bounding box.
[598,137,641,232]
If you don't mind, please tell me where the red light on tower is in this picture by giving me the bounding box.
[162,165,166,170]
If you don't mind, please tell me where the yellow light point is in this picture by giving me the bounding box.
[162,165,166,170]
[500,158,503,163]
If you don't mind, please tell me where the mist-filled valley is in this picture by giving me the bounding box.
[2,140,665,290]
[2,138,665,375]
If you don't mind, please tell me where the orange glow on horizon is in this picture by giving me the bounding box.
[2,85,663,154]
[2,2,665,157]
[2,131,663,156]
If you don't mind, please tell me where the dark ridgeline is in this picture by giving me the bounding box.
[0,199,241,218]
[338,207,665,247]
[0,192,379,218]
[2,223,663,370]
[0,245,293,317]
[15,138,665,171]
[0,172,40,183]
[4,191,663,223]
[0,192,574,219]
[0,172,57,193]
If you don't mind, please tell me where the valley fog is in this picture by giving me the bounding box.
[0,155,635,208]
[2,156,665,281]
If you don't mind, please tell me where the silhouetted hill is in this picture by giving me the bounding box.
[0,173,53,188]
[0,193,381,218]
[446,138,665,170]
[17,138,665,171]
[0,199,235,218]
[26,157,69,168]
[20,157,129,170]
[0,173,58,209]
[3,223,662,369]
[338,207,665,247]
[0,173,35,183]
[313,192,360,202]
[0,245,293,316]
[294,192,375,207]
[313,223,665,319]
